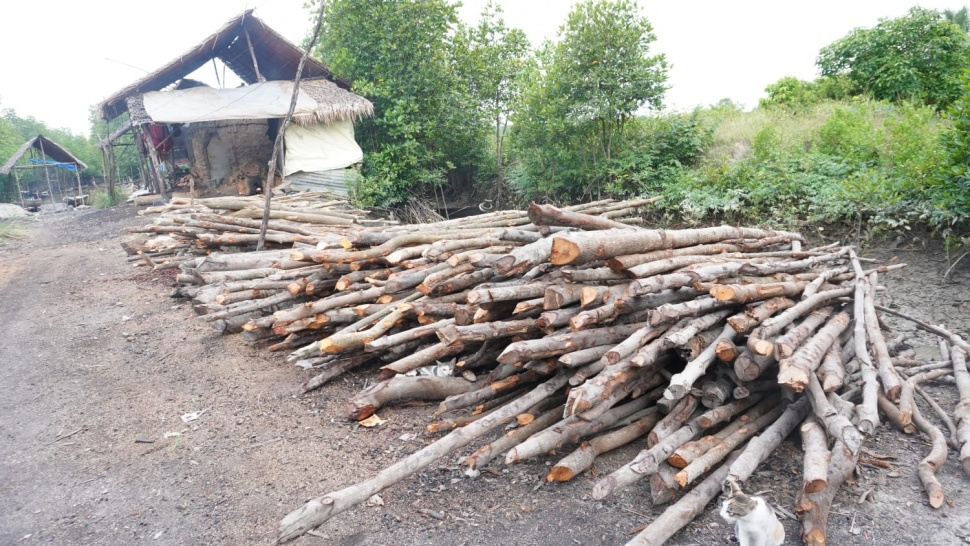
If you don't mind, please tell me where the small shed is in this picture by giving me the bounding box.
[0,135,87,208]
[97,10,373,197]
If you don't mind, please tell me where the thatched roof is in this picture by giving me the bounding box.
[0,135,87,175]
[98,10,357,121]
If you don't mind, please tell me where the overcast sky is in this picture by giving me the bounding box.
[1,0,967,137]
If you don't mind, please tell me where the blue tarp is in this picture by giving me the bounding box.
[28,158,79,172]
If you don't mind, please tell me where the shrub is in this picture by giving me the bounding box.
[91,187,128,209]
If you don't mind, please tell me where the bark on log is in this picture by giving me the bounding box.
[498,322,647,364]
[674,404,784,487]
[800,417,830,493]
[669,401,769,469]
[348,375,482,421]
[898,368,951,428]
[527,202,634,231]
[549,226,803,266]
[817,344,845,393]
[864,274,903,400]
[952,347,970,476]
[773,306,835,361]
[665,324,739,401]
[546,410,661,482]
[377,342,466,380]
[624,450,743,546]
[505,399,656,464]
[465,405,565,473]
[746,285,854,356]
[806,373,863,455]
[910,404,947,508]
[796,438,859,546]
[777,311,851,393]
[277,374,569,543]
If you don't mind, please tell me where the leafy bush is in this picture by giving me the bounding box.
[655,99,951,231]
[91,187,128,209]
[0,218,30,242]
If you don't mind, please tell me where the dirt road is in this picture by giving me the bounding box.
[2,207,969,545]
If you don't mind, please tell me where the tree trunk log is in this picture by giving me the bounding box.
[277,374,569,543]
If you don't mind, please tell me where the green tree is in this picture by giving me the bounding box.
[509,0,668,198]
[549,0,667,161]
[759,77,821,109]
[944,7,970,32]
[816,7,970,109]
[452,1,531,175]
[315,0,487,207]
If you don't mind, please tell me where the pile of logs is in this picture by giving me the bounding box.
[123,196,970,546]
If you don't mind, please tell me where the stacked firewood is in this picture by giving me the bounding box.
[124,198,970,546]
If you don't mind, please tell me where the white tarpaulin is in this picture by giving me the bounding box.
[141,82,317,123]
[283,120,363,175]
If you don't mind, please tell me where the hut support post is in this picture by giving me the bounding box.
[244,27,264,82]
[37,138,56,205]
[256,0,326,250]
[13,170,23,205]
[140,124,168,200]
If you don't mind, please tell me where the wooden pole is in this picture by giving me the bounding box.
[243,26,265,82]
[36,137,56,205]
[256,1,326,251]
[141,124,168,200]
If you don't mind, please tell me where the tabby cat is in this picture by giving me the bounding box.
[719,478,785,546]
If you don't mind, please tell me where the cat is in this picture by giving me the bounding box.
[719,478,785,546]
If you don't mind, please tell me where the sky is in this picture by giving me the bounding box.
[1,0,967,137]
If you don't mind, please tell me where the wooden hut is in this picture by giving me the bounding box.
[0,135,87,209]
[96,10,373,198]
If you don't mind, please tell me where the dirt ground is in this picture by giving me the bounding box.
[1,206,969,546]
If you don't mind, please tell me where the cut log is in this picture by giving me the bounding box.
[546,410,660,482]
[625,450,743,546]
[796,437,859,546]
[674,404,784,487]
[952,347,970,476]
[776,311,851,392]
[799,417,830,494]
[277,373,569,543]
[549,226,802,266]
[910,403,947,508]
[347,374,481,421]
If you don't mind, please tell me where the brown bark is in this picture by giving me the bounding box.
[709,280,808,304]
[800,417,830,494]
[898,368,951,428]
[527,202,634,231]
[952,347,970,476]
[498,322,647,364]
[464,405,564,473]
[625,450,743,546]
[505,398,655,463]
[669,397,772,469]
[777,311,851,392]
[543,283,586,310]
[347,375,481,421]
[547,409,660,482]
[435,318,537,346]
[377,342,466,379]
[674,404,784,487]
[746,285,854,356]
[910,404,947,508]
[437,370,546,417]
[648,296,735,327]
[665,324,740,400]
[301,354,378,394]
[796,438,859,546]
[466,282,551,304]
[817,343,845,393]
[558,344,614,368]
[549,226,802,266]
[864,274,903,400]
[773,306,835,361]
[806,373,863,455]
[648,396,699,448]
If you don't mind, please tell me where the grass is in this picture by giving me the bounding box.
[90,187,129,209]
[0,218,31,242]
